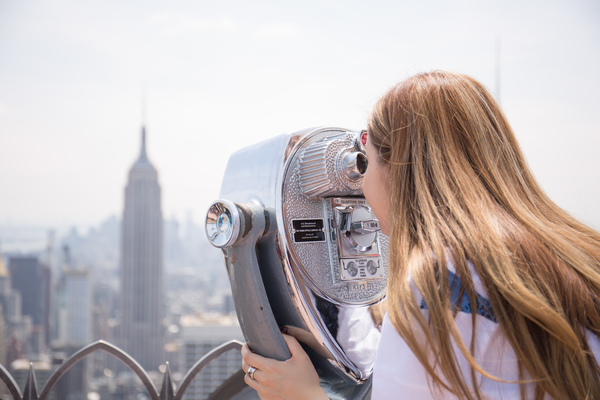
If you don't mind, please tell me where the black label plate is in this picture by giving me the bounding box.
[292,219,325,243]
[292,219,324,230]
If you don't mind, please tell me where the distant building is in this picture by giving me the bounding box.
[48,245,92,400]
[8,257,44,326]
[5,334,25,368]
[51,344,89,400]
[0,256,15,366]
[0,257,30,369]
[8,256,51,356]
[55,267,92,346]
[178,314,243,400]
[117,126,165,371]
[1,286,23,328]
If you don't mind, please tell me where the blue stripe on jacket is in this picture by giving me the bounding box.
[419,269,498,323]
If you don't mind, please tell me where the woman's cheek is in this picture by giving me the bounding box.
[362,177,388,236]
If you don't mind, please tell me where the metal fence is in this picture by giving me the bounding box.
[0,339,243,400]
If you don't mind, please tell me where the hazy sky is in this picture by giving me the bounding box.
[1,0,599,230]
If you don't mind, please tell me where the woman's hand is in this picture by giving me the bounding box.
[241,333,329,400]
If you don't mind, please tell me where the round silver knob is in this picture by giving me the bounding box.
[205,200,241,248]
[297,133,364,198]
[341,205,380,253]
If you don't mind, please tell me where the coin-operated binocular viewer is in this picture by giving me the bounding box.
[205,127,387,400]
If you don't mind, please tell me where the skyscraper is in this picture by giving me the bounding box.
[8,256,51,355]
[118,126,164,370]
[54,266,92,400]
[56,268,91,346]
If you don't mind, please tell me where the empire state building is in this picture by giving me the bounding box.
[118,126,164,370]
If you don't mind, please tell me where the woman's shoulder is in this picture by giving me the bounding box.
[373,312,448,399]
[373,259,514,399]
[373,310,509,399]
[375,258,600,399]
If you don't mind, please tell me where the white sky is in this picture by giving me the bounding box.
[0,0,599,230]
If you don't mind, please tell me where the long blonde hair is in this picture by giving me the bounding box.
[368,70,600,400]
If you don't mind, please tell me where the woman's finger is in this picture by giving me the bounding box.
[241,339,328,400]
[243,370,262,390]
[247,366,262,382]
[282,325,313,343]
[241,343,272,371]
[241,360,251,373]
[281,333,307,359]
[241,342,263,368]
[282,326,334,360]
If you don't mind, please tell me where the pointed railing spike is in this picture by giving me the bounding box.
[0,339,245,400]
[38,340,159,400]
[159,362,175,400]
[22,363,39,400]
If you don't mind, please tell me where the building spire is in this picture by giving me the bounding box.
[139,85,149,162]
[140,126,148,161]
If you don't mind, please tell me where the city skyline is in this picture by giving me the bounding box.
[1,0,599,231]
[0,125,239,398]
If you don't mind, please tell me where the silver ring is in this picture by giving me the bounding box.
[247,365,257,380]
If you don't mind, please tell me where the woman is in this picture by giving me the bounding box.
[241,71,600,399]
